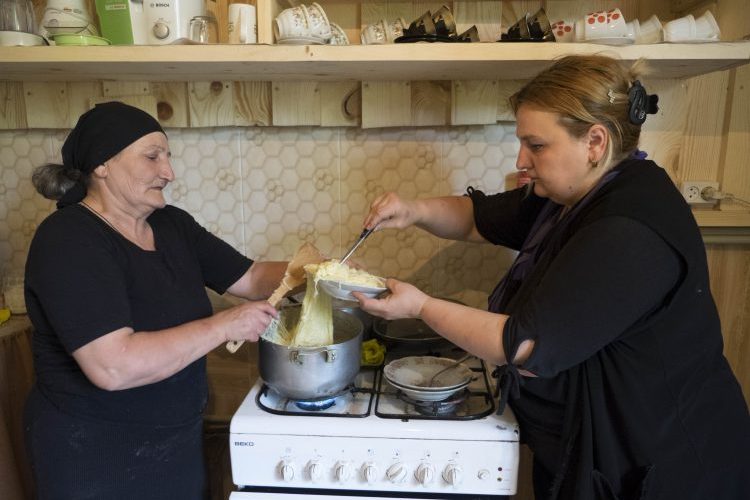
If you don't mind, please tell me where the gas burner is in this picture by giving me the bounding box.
[294,397,337,411]
[397,388,469,416]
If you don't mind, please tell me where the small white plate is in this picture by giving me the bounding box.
[318,279,386,302]
[276,36,327,45]
[664,37,720,44]
[584,37,635,46]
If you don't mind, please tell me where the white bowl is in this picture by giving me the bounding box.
[318,279,386,302]
[384,356,473,390]
[385,378,469,401]
[0,31,47,46]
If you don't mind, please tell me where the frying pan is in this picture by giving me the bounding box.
[371,298,465,348]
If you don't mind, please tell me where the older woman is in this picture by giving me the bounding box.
[356,55,750,499]
[24,101,286,499]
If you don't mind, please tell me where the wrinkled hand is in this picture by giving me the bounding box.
[354,278,428,320]
[363,192,418,231]
[215,300,279,343]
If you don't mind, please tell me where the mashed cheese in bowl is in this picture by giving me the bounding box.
[314,260,387,301]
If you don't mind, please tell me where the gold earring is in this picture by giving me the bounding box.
[591,160,599,168]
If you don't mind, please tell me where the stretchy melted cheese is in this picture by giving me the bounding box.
[289,264,334,347]
[313,260,386,288]
[263,261,383,347]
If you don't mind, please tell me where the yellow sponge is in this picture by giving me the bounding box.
[360,339,386,366]
[0,308,10,326]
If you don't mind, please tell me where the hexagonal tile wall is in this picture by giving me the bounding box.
[0,130,56,274]
[0,123,519,307]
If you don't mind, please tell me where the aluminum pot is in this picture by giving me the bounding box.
[259,305,363,401]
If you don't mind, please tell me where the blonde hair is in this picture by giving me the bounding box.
[510,55,648,170]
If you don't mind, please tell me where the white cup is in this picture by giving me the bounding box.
[328,22,349,45]
[228,3,257,44]
[274,4,311,42]
[305,2,332,41]
[625,19,640,42]
[694,10,720,40]
[663,14,697,42]
[551,18,575,42]
[582,8,627,40]
[386,17,407,41]
[637,14,662,44]
[360,20,388,45]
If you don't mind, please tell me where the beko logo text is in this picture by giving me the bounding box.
[234,441,255,447]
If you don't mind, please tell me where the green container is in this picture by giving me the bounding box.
[95,0,143,45]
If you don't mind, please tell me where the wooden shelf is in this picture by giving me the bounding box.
[1,41,749,82]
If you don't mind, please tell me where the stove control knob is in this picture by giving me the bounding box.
[152,22,170,40]
[335,461,353,483]
[442,464,464,486]
[278,460,295,482]
[361,462,379,484]
[386,462,408,483]
[415,463,436,485]
[307,460,324,482]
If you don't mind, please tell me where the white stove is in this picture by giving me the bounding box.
[229,348,519,499]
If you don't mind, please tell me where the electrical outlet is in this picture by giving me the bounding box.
[681,181,719,206]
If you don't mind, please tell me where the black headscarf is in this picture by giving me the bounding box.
[57,101,165,208]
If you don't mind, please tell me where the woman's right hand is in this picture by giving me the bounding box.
[215,300,279,343]
[363,192,419,231]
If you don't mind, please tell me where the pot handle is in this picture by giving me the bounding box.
[290,349,337,364]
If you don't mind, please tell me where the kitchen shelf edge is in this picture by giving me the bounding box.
[1,41,749,82]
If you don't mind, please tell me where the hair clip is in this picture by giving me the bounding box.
[607,89,616,104]
[628,80,659,125]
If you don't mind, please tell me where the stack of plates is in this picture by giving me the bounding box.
[383,356,473,401]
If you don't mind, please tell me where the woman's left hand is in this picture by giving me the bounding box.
[354,278,428,320]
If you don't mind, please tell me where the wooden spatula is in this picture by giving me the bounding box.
[225,242,326,353]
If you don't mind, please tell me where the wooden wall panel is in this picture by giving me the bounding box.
[454,0,502,41]
[411,81,450,126]
[320,81,360,127]
[707,245,750,404]
[636,79,686,182]
[361,81,411,128]
[22,82,68,129]
[151,82,190,128]
[0,83,28,129]
[66,82,102,127]
[452,80,498,125]
[721,64,750,211]
[234,82,272,127]
[272,81,321,126]
[677,71,729,181]
[188,81,235,127]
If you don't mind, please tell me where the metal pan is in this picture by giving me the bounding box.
[371,297,465,347]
